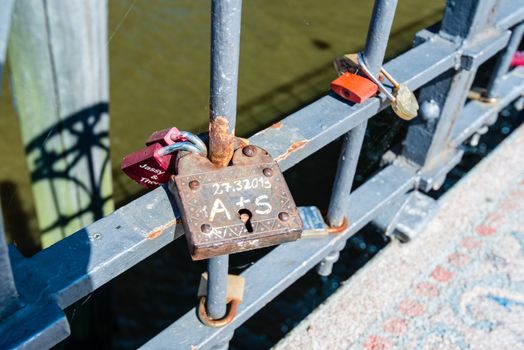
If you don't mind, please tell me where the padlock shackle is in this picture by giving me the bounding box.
[357,52,396,102]
[176,131,208,157]
[157,141,205,157]
[379,67,400,89]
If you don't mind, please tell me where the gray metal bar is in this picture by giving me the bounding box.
[496,0,524,30]
[210,0,242,133]
[327,0,398,225]
[141,163,417,349]
[487,22,524,98]
[320,0,398,276]
[402,0,501,174]
[206,256,229,319]
[452,66,524,147]
[207,0,243,321]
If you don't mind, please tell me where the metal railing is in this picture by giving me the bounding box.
[2,0,524,349]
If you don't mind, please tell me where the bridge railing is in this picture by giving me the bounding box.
[1,0,524,349]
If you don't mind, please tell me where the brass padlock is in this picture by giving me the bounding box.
[170,145,303,260]
[335,53,419,120]
[356,52,419,120]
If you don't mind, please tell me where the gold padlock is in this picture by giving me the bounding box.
[356,52,419,120]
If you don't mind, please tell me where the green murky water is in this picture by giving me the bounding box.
[0,0,444,250]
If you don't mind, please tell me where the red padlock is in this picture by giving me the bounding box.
[121,143,173,189]
[331,73,378,103]
[145,127,184,146]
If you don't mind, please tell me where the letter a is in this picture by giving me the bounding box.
[209,198,231,222]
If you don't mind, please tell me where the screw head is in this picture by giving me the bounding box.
[263,168,273,177]
[201,224,212,233]
[189,180,200,190]
[243,145,257,157]
[278,212,290,222]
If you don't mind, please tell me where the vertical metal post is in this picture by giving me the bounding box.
[402,0,500,173]
[318,0,398,276]
[487,22,524,98]
[207,0,242,333]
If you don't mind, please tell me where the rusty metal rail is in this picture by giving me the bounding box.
[1,0,524,349]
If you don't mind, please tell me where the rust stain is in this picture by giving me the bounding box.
[275,140,308,162]
[270,121,283,129]
[209,116,235,167]
[146,218,180,240]
[235,137,250,149]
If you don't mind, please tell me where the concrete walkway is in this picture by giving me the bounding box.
[274,124,524,350]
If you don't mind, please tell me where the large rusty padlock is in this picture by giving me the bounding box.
[170,144,303,260]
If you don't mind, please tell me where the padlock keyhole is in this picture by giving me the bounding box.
[238,209,253,233]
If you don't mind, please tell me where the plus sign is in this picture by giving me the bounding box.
[236,197,251,207]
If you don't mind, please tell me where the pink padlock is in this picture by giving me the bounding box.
[121,143,173,189]
[145,127,185,146]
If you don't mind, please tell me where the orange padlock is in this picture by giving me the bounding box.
[331,73,378,103]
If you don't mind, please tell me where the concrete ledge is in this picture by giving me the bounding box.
[274,123,524,350]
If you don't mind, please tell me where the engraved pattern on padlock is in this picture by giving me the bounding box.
[357,52,419,120]
[170,145,303,260]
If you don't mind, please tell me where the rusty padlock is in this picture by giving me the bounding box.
[331,73,378,103]
[121,131,207,189]
[170,144,303,260]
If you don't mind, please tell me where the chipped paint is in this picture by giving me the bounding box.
[275,140,308,162]
[146,218,180,240]
[270,121,283,129]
